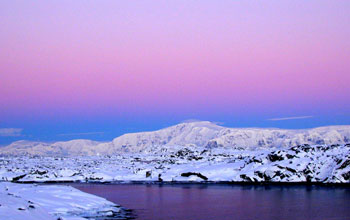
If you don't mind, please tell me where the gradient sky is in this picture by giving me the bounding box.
[1,0,350,145]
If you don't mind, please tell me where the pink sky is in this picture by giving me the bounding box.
[1,1,350,143]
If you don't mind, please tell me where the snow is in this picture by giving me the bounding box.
[0,182,129,220]
[0,122,349,219]
[1,121,349,156]
[1,144,349,184]
[0,121,349,184]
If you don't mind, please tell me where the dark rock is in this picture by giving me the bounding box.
[286,154,295,159]
[89,176,103,181]
[342,172,350,181]
[321,146,330,151]
[331,144,340,148]
[32,170,48,175]
[273,171,287,180]
[254,171,264,179]
[263,173,272,181]
[71,172,81,177]
[290,146,300,153]
[240,174,253,182]
[146,171,152,178]
[200,150,208,155]
[303,168,312,175]
[175,148,194,157]
[181,172,208,181]
[12,174,26,182]
[300,145,312,152]
[305,175,313,182]
[158,174,163,182]
[338,159,350,170]
[251,157,262,163]
[336,159,343,165]
[267,153,284,162]
[188,156,203,161]
[285,167,297,173]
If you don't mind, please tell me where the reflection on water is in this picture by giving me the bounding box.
[73,183,350,220]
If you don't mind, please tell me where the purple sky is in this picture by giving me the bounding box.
[1,1,350,144]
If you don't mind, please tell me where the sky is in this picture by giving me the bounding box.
[1,0,350,145]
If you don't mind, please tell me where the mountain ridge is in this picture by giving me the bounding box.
[1,121,350,156]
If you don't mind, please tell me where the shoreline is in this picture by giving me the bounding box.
[8,180,350,187]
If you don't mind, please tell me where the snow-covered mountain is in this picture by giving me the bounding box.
[1,139,102,156]
[1,121,350,156]
[1,121,350,184]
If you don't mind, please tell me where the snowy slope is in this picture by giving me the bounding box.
[1,121,350,156]
[1,121,349,184]
[105,121,223,153]
[0,182,130,220]
[1,140,101,156]
[1,144,350,184]
[211,125,350,150]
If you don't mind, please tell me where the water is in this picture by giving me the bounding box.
[73,183,350,220]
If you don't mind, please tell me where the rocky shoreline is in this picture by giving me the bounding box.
[1,144,350,184]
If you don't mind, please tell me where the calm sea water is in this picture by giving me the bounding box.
[73,183,350,220]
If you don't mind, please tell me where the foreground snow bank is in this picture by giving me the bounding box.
[0,182,130,220]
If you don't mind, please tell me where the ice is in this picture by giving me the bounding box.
[0,182,128,220]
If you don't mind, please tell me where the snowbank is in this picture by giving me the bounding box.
[0,182,130,220]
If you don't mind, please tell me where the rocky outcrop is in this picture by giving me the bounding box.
[1,144,350,184]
